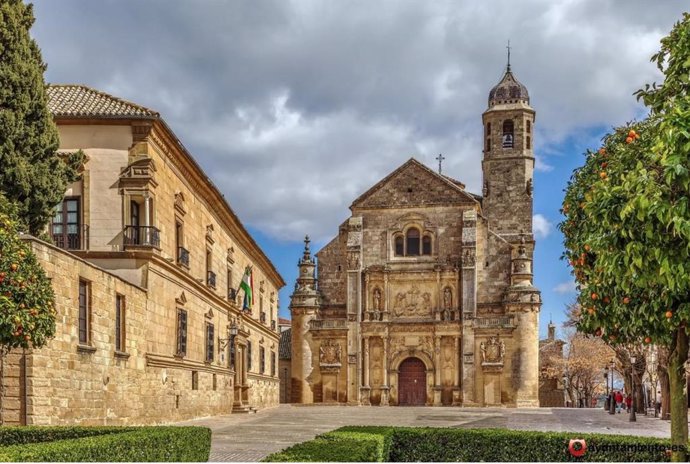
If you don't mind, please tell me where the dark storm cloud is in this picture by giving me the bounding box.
[31,0,688,241]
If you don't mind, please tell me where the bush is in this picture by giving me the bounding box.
[263,428,394,462]
[0,426,135,446]
[0,426,211,462]
[264,426,678,462]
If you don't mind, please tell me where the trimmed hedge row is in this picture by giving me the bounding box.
[264,426,678,462]
[0,426,211,462]
[0,426,136,446]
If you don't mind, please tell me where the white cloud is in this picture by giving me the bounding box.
[553,281,577,294]
[31,0,688,243]
[533,214,552,239]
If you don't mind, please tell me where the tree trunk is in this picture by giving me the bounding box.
[668,328,688,462]
[658,346,671,420]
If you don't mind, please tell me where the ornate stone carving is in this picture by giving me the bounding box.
[174,191,186,215]
[462,249,476,267]
[347,251,360,270]
[392,284,432,318]
[319,339,342,366]
[443,287,452,310]
[480,336,505,365]
[372,287,382,311]
[206,224,214,244]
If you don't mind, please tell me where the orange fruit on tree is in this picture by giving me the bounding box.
[626,136,633,144]
[587,307,595,315]
[628,129,636,138]
[603,297,610,304]
[623,297,630,304]
[600,171,607,179]
[10,263,17,271]
[598,148,606,155]
[591,293,598,300]
[665,311,673,319]
[584,244,590,251]
[644,337,652,344]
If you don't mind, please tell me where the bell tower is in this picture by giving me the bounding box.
[481,56,535,238]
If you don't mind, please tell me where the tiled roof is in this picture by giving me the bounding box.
[279,328,291,360]
[47,84,159,119]
[279,317,291,326]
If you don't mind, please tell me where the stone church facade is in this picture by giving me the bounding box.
[290,65,541,407]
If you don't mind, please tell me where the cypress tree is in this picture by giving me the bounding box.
[0,0,83,235]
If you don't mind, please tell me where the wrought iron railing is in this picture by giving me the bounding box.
[177,246,190,267]
[52,224,89,251]
[123,225,160,248]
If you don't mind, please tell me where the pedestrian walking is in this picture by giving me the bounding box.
[625,394,632,413]
[614,390,623,413]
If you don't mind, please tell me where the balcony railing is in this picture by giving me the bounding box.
[123,225,160,248]
[260,312,266,323]
[177,246,190,267]
[271,320,276,331]
[207,270,216,288]
[52,225,89,251]
[228,288,237,302]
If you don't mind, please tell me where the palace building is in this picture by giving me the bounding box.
[0,85,284,425]
[289,64,542,407]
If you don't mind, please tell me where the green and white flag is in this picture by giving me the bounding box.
[240,266,253,311]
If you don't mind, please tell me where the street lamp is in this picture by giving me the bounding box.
[219,321,240,369]
[609,360,616,414]
[604,366,610,410]
[630,355,637,422]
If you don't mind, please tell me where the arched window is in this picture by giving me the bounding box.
[406,228,420,256]
[502,120,514,148]
[485,137,491,152]
[526,120,531,134]
[422,235,432,255]
[526,136,531,150]
[394,235,404,256]
[485,122,491,137]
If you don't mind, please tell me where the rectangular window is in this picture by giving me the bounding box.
[247,341,252,372]
[271,351,276,377]
[177,309,187,356]
[227,269,234,301]
[52,197,82,250]
[78,280,90,344]
[191,371,198,390]
[115,294,125,352]
[206,323,215,363]
[260,346,265,374]
[213,373,217,391]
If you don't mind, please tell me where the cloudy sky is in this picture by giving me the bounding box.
[30,0,688,336]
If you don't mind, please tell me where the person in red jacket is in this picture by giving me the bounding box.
[625,394,633,413]
[614,391,624,413]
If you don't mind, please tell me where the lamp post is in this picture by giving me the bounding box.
[220,321,239,369]
[630,355,637,422]
[604,366,610,411]
[609,360,616,414]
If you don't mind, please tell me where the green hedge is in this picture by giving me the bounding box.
[264,426,678,462]
[0,426,136,446]
[0,426,211,462]
[263,427,394,462]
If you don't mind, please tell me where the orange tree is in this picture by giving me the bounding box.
[561,14,690,459]
[0,194,56,424]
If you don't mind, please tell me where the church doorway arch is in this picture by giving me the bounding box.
[398,357,427,406]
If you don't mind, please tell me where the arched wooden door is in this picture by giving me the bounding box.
[398,357,426,406]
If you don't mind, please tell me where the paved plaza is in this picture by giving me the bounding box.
[178,405,672,462]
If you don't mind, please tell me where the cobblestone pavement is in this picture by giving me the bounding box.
[177,405,671,462]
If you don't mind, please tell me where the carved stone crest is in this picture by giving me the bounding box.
[347,251,360,270]
[480,336,505,365]
[319,339,342,366]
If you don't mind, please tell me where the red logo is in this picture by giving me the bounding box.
[569,439,587,457]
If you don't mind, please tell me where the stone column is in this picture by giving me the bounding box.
[515,309,540,407]
[462,325,477,405]
[452,336,462,405]
[381,336,390,406]
[360,337,371,405]
[433,335,442,406]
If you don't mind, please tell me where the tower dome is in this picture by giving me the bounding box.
[488,67,530,107]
